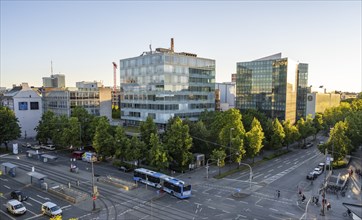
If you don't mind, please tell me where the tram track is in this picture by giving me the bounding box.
[5,157,197,220]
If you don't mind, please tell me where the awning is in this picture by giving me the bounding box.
[342,202,362,219]
[1,162,18,169]
[27,171,47,179]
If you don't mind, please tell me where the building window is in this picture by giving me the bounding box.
[30,102,39,110]
[19,102,28,110]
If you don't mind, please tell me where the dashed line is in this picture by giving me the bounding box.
[226,198,235,201]
[255,204,263,208]
[269,208,278,212]
[208,206,216,209]
[277,165,282,168]
[285,211,295,216]
[4,185,10,189]
[268,169,274,173]
[222,210,230,213]
[215,195,222,198]
[239,200,248,204]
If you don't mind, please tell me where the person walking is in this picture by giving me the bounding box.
[277,190,280,199]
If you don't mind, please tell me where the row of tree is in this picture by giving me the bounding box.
[1,95,361,172]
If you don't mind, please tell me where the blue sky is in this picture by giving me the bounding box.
[1,1,361,92]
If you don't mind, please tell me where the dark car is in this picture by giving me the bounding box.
[118,166,133,173]
[302,142,313,149]
[306,171,318,180]
[10,190,28,202]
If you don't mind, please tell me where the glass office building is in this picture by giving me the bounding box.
[296,63,309,120]
[236,53,307,124]
[120,43,215,126]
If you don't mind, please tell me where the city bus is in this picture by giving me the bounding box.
[133,168,191,199]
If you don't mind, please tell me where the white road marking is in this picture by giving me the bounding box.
[24,201,32,206]
[222,210,230,213]
[285,211,295,216]
[285,161,291,164]
[36,195,50,200]
[253,174,263,178]
[61,205,72,210]
[215,195,222,197]
[255,204,263,208]
[269,214,285,220]
[226,198,235,201]
[4,185,10,189]
[264,174,271,178]
[0,210,16,220]
[269,208,278,212]
[268,169,274,173]
[239,200,248,204]
[208,206,216,209]
[26,209,38,215]
[277,165,282,168]
[0,178,8,181]
[29,197,43,204]
[24,214,43,220]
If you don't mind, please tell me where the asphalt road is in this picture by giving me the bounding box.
[1,134,360,220]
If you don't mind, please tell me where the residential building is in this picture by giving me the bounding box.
[42,74,66,88]
[340,92,358,100]
[306,92,340,118]
[215,82,235,111]
[120,38,215,127]
[1,83,42,138]
[42,81,112,121]
[236,53,308,124]
[231,73,237,83]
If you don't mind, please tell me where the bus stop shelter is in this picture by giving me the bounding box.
[26,150,43,160]
[40,154,58,163]
[1,162,18,177]
[27,171,47,187]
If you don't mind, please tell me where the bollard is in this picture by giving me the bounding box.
[77,180,80,186]
[68,182,71,188]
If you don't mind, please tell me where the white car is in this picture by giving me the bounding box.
[314,167,323,175]
[6,199,27,215]
[41,144,56,151]
[41,202,62,216]
[31,145,41,150]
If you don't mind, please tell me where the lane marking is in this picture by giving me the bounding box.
[277,165,282,169]
[4,185,10,189]
[268,169,274,173]
[0,178,8,181]
[24,214,43,220]
[29,197,43,204]
[36,195,50,200]
[226,198,235,201]
[61,205,72,210]
[285,211,295,216]
[256,204,263,208]
[269,208,278,212]
[208,206,216,209]
[269,214,284,220]
[0,210,16,220]
[239,200,248,204]
[222,210,230,213]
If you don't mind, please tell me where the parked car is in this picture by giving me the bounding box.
[6,199,27,215]
[41,202,62,216]
[318,141,325,146]
[10,190,28,202]
[314,167,323,175]
[22,143,32,148]
[31,145,41,150]
[318,162,325,171]
[306,171,318,180]
[302,142,313,149]
[41,144,56,151]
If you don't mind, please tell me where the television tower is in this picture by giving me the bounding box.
[112,62,117,92]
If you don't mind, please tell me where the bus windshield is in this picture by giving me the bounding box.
[183,185,191,192]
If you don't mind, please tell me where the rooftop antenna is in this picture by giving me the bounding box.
[149,40,152,54]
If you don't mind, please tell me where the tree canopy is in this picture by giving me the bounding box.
[0,107,21,151]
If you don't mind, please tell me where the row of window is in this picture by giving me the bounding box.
[18,102,39,110]
[123,94,209,101]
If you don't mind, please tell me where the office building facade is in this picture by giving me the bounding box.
[42,81,112,120]
[236,53,308,124]
[306,92,340,118]
[42,74,66,88]
[215,82,235,111]
[120,39,215,126]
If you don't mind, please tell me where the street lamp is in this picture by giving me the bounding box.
[91,158,97,211]
[229,128,234,164]
[238,162,253,190]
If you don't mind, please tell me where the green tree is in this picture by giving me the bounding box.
[164,117,193,171]
[61,117,82,149]
[71,106,94,145]
[270,118,285,149]
[0,107,21,151]
[140,116,158,149]
[245,118,264,162]
[127,136,146,166]
[114,126,131,161]
[345,111,362,149]
[323,102,352,129]
[149,133,168,170]
[282,120,300,150]
[218,109,246,164]
[323,121,351,161]
[51,115,68,147]
[210,148,226,175]
[313,113,324,139]
[184,119,211,157]
[35,111,58,144]
[93,117,114,157]
[296,116,315,146]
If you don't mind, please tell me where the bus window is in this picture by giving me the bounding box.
[148,175,160,184]
[183,185,191,192]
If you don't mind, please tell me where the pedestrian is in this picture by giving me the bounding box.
[302,194,306,203]
[327,202,331,210]
[277,190,280,199]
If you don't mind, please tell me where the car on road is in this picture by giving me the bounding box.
[22,143,32,148]
[10,190,28,202]
[314,167,323,175]
[6,199,27,215]
[41,202,62,216]
[318,162,325,171]
[306,171,318,180]
[31,145,41,150]
[41,144,56,151]
[302,142,313,149]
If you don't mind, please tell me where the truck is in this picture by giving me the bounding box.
[82,152,97,163]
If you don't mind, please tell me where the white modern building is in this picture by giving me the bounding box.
[42,74,66,88]
[120,39,215,127]
[215,82,235,111]
[1,83,42,138]
[306,92,340,118]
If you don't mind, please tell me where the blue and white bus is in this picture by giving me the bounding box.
[133,168,191,199]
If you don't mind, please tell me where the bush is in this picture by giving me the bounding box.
[332,160,348,169]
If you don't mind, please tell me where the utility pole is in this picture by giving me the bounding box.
[321,147,327,216]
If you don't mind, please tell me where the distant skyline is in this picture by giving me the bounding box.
[1,1,361,92]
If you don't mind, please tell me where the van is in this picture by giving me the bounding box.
[6,199,27,215]
[82,152,97,163]
[41,202,62,216]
